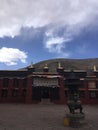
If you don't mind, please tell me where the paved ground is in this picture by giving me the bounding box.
[0,104,98,130]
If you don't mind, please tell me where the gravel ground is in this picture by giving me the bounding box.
[0,104,98,130]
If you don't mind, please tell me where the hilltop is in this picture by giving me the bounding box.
[29,58,98,72]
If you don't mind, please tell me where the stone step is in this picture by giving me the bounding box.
[39,98,53,105]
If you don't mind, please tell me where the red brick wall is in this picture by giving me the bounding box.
[54,77,66,104]
[25,77,32,103]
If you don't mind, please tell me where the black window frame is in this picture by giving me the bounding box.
[13,78,19,88]
[12,89,18,97]
[1,89,8,97]
[89,91,97,99]
[3,78,9,88]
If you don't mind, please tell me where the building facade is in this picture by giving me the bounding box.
[0,64,98,104]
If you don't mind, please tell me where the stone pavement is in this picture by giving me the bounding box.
[0,104,98,130]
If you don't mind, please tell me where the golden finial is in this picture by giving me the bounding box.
[29,62,33,68]
[94,65,96,72]
[44,63,48,68]
[58,62,61,68]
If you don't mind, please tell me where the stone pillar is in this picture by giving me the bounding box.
[25,77,32,103]
[59,77,66,104]
[8,78,13,102]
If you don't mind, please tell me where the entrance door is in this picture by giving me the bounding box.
[41,87,60,100]
[41,87,49,99]
[32,86,60,102]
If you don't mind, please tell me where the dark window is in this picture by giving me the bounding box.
[1,90,8,97]
[96,91,98,97]
[12,90,18,97]
[89,91,97,99]
[96,82,98,88]
[22,89,26,97]
[13,78,19,88]
[23,78,27,88]
[3,78,9,88]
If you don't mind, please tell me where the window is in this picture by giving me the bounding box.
[22,89,26,97]
[96,82,98,88]
[3,78,9,88]
[1,90,8,97]
[12,90,18,97]
[96,91,98,97]
[23,78,27,88]
[88,81,96,89]
[89,91,97,99]
[13,78,19,88]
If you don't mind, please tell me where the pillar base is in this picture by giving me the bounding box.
[65,113,85,128]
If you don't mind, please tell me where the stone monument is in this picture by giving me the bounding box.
[64,70,85,127]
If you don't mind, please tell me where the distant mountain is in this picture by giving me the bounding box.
[22,58,98,72]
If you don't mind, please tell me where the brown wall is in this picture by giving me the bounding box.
[0,76,98,104]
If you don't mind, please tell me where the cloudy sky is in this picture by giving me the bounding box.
[0,0,98,70]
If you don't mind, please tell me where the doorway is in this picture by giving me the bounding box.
[32,86,60,102]
[41,87,50,99]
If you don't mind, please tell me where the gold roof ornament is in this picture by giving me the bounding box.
[94,65,97,72]
[44,63,48,68]
[29,62,33,68]
[58,62,62,68]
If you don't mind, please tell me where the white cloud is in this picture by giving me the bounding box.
[45,36,71,57]
[0,0,98,55]
[45,37,65,53]
[0,0,98,38]
[0,47,27,65]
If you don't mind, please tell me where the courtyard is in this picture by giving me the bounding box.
[0,103,98,130]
